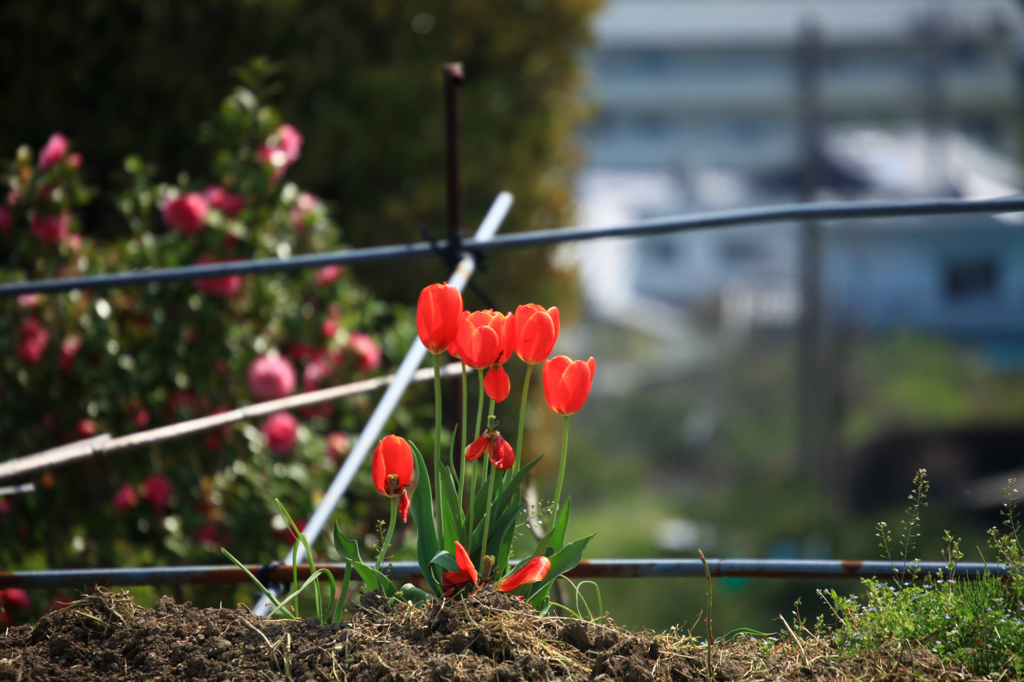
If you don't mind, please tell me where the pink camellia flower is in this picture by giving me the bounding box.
[0,206,13,233]
[262,411,299,455]
[302,355,332,392]
[315,264,344,286]
[161,192,208,235]
[17,293,42,308]
[1,588,31,612]
[140,474,173,513]
[59,335,82,372]
[194,523,220,546]
[76,419,97,438]
[325,431,351,463]
[259,124,304,170]
[349,331,382,372]
[247,354,297,400]
[17,316,49,364]
[203,185,245,218]
[38,133,69,170]
[135,407,151,429]
[321,317,338,339]
[29,210,71,244]
[66,152,83,169]
[288,191,319,231]
[112,482,139,512]
[194,258,244,297]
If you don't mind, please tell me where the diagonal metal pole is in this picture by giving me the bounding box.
[254,191,513,615]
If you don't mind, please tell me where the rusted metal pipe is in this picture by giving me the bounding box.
[0,559,1008,589]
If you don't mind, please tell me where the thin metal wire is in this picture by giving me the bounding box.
[2,195,1022,297]
[0,559,1008,589]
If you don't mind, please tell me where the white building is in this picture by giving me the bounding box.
[572,0,1024,338]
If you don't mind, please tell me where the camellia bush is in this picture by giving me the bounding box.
[0,70,425,618]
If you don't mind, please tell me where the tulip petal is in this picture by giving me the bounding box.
[398,490,410,523]
[489,434,515,470]
[454,541,478,584]
[484,366,511,403]
[558,360,594,415]
[465,433,490,461]
[542,356,571,414]
[497,556,551,591]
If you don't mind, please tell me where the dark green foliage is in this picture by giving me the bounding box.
[0,0,598,306]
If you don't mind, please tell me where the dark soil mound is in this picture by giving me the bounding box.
[0,588,966,681]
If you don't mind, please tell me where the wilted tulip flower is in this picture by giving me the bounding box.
[442,541,479,598]
[161,192,209,235]
[416,282,463,354]
[514,304,560,365]
[398,490,410,523]
[542,356,596,416]
[371,435,414,498]
[247,354,297,401]
[496,556,551,592]
[262,412,299,455]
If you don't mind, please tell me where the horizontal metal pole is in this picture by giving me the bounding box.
[2,195,1023,297]
[0,362,467,483]
[0,559,1008,589]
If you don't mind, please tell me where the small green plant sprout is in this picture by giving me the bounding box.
[823,472,1024,679]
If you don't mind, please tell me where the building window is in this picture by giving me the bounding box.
[944,259,1000,302]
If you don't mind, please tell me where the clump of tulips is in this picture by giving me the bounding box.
[337,282,596,611]
[226,282,595,620]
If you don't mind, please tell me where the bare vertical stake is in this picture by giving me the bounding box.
[443,62,465,253]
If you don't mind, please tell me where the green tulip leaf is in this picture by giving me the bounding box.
[334,523,362,562]
[408,440,441,596]
[429,550,461,574]
[399,583,433,605]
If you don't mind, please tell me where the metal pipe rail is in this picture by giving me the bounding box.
[0,559,1010,589]
[2,195,1022,297]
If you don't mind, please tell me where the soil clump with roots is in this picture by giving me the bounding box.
[0,588,968,681]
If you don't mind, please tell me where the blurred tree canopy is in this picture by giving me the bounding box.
[0,0,597,308]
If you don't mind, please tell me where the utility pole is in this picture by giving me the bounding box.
[796,21,828,484]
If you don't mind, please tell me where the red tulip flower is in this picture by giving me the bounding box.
[442,541,478,598]
[416,282,463,354]
[497,556,551,592]
[514,304,560,365]
[484,366,510,403]
[454,310,510,370]
[371,435,414,498]
[543,356,596,416]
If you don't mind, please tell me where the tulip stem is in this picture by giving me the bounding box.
[481,462,497,566]
[433,354,443,541]
[513,363,534,477]
[467,459,477,543]
[489,398,496,419]
[475,371,485,440]
[376,496,398,572]
[552,416,570,524]
[459,361,468,508]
